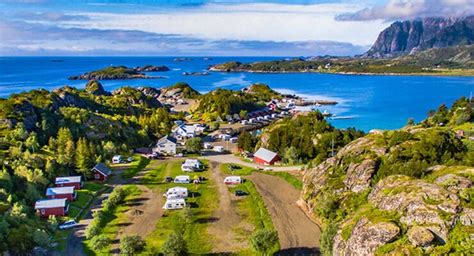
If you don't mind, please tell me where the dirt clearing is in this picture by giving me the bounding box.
[207,162,249,253]
[249,172,321,255]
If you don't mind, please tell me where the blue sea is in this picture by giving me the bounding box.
[1,56,473,131]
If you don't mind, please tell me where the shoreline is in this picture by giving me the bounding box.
[208,68,474,77]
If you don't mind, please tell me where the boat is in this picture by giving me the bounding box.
[322,110,333,117]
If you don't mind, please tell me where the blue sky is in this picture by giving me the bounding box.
[1,0,472,56]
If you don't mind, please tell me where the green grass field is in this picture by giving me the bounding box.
[119,155,150,179]
[144,159,219,254]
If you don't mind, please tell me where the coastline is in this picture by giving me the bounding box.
[208,68,474,77]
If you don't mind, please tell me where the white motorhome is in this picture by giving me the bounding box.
[174,175,191,184]
[213,146,224,153]
[163,198,186,210]
[163,187,188,199]
[112,155,123,164]
[224,176,242,185]
[181,159,203,172]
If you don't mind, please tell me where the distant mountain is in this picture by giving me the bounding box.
[365,16,474,57]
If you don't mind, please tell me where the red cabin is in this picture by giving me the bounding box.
[55,176,83,190]
[46,186,76,201]
[92,163,112,182]
[254,147,280,165]
[35,198,69,217]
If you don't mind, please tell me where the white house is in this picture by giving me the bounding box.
[163,187,188,199]
[153,135,177,155]
[203,142,212,149]
[174,175,191,183]
[112,155,123,164]
[172,124,205,139]
[181,159,203,172]
[224,176,242,185]
[163,198,186,210]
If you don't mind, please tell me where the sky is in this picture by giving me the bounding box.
[0,0,473,56]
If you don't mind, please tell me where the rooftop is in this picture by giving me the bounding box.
[254,147,279,162]
[55,176,82,184]
[46,186,75,196]
[35,198,67,209]
[92,163,112,176]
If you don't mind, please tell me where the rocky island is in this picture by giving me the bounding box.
[68,65,170,80]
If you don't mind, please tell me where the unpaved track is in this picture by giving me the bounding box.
[201,154,303,172]
[250,172,321,255]
[207,161,248,253]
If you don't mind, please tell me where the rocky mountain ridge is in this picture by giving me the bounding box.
[365,16,474,57]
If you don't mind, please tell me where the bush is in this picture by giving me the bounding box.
[250,229,278,256]
[185,137,203,154]
[320,222,338,256]
[120,235,145,255]
[90,235,111,251]
[162,232,188,256]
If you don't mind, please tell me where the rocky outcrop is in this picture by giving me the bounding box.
[333,218,400,256]
[135,65,169,72]
[112,87,162,108]
[85,80,108,96]
[365,16,474,57]
[343,159,377,193]
[435,173,472,193]
[407,226,435,247]
[459,208,474,226]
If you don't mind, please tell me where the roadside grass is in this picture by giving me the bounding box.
[145,159,218,254]
[119,155,150,179]
[220,163,303,190]
[83,185,142,255]
[262,171,303,190]
[227,180,281,254]
[70,191,93,209]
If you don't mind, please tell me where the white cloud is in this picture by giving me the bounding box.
[337,0,474,21]
[63,3,388,45]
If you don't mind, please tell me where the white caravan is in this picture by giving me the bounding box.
[163,198,186,210]
[164,187,188,199]
[174,175,191,184]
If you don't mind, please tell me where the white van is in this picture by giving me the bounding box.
[224,176,242,185]
[164,187,188,199]
[174,175,191,184]
[112,155,123,164]
[163,198,186,210]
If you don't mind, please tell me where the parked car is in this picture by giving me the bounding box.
[165,176,173,183]
[59,220,78,230]
[263,167,273,171]
[127,156,134,162]
[145,153,159,159]
[235,190,247,196]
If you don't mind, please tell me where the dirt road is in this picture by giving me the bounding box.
[207,161,249,253]
[201,154,303,172]
[250,172,321,255]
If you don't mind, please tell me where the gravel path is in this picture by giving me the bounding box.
[249,172,321,255]
[201,154,303,172]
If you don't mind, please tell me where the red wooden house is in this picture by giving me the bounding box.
[254,147,280,165]
[46,186,76,201]
[35,198,69,217]
[92,163,112,182]
[55,176,83,190]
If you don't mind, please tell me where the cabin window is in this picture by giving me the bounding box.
[95,174,100,179]
[41,209,45,214]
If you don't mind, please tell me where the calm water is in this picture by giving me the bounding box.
[1,56,473,131]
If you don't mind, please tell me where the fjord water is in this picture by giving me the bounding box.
[1,56,473,131]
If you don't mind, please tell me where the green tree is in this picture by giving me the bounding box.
[185,137,203,154]
[25,132,40,153]
[75,137,93,174]
[284,146,299,165]
[320,222,338,256]
[90,235,111,251]
[249,229,278,256]
[237,131,256,152]
[57,127,75,167]
[120,234,145,255]
[162,232,188,256]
